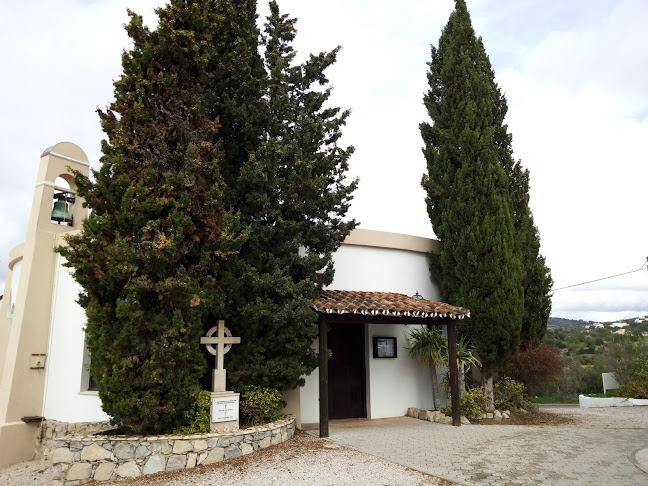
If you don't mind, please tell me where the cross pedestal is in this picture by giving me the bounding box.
[200,320,241,433]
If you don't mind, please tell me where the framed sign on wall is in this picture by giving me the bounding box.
[373,337,397,358]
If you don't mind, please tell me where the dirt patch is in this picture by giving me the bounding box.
[472,410,578,426]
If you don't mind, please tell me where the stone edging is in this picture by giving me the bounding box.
[407,407,471,425]
[407,407,512,424]
[49,415,296,485]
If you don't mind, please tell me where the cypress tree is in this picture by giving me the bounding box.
[420,0,524,408]
[491,46,553,346]
[511,164,553,345]
[58,1,241,434]
[204,0,268,194]
[222,1,357,390]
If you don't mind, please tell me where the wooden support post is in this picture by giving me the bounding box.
[446,320,461,426]
[318,316,329,438]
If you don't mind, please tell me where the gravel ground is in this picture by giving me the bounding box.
[2,406,646,486]
[0,430,449,486]
[0,458,52,486]
[110,430,450,486]
[542,405,648,429]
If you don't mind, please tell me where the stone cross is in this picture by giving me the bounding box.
[201,320,240,371]
[200,320,240,392]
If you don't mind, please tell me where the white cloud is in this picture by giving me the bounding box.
[520,0,648,120]
[496,0,648,319]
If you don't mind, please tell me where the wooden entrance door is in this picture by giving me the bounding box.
[328,323,366,419]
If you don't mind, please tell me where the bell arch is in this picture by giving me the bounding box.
[33,142,89,230]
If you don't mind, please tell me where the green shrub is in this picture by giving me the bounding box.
[239,386,286,425]
[174,390,211,434]
[629,356,648,383]
[459,387,487,420]
[617,381,648,399]
[441,387,487,421]
[495,377,538,412]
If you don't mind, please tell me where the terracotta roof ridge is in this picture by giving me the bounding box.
[312,289,470,319]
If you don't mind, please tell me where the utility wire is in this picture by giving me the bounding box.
[553,258,648,292]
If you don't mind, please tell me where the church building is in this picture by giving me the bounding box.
[0,142,467,467]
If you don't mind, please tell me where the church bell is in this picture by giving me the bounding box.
[51,193,73,224]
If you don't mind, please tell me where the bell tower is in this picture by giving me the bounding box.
[0,142,89,467]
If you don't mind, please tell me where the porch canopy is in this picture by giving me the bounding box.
[311,290,471,438]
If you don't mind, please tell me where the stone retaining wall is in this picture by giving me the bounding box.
[38,420,113,460]
[49,415,296,485]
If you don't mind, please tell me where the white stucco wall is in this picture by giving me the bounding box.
[300,340,322,424]
[367,323,438,418]
[42,255,109,423]
[300,240,443,423]
[330,245,439,300]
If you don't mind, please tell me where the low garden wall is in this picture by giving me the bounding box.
[579,395,648,408]
[38,420,114,460]
[47,415,296,485]
[406,407,472,424]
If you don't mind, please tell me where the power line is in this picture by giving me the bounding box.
[553,258,648,292]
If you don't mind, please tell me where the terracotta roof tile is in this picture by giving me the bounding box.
[312,290,470,319]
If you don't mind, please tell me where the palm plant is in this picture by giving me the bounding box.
[407,326,448,410]
[455,337,481,396]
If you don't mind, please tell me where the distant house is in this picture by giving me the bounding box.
[610,322,628,328]
[592,323,604,329]
[614,329,627,335]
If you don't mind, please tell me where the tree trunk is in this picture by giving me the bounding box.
[459,364,466,397]
[429,362,440,410]
[482,370,495,412]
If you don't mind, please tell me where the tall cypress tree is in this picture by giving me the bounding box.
[222,1,357,390]
[61,0,356,425]
[510,164,553,345]
[491,35,553,346]
[58,1,242,434]
[204,0,268,194]
[420,0,524,408]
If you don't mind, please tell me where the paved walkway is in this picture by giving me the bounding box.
[322,415,648,486]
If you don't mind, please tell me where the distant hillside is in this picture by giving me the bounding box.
[548,315,648,329]
[548,317,593,329]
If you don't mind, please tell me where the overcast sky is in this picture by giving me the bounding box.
[1,0,646,322]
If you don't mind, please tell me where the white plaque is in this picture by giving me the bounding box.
[211,396,239,422]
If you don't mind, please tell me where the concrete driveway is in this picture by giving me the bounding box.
[323,408,648,486]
